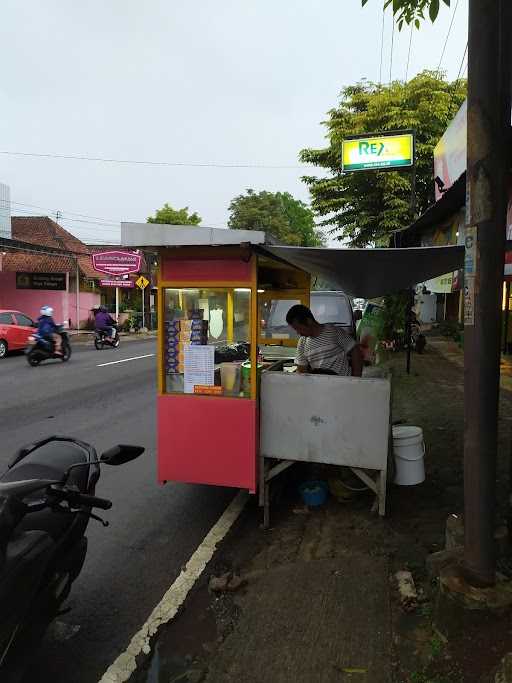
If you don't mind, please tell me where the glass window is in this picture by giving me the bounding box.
[259,294,352,342]
[260,299,300,340]
[163,288,252,397]
[233,289,250,342]
[311,294,352,325]
[0,313,13,325]
[14,314,34,327]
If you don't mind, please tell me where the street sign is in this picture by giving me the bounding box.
[92,251,142,276]
[100,279,135,288]
[342,132,414,172]
[16,272,66,291]
[136,275,149,290]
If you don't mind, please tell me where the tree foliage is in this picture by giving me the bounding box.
[147,203,202,225]
[362,0,450,29]
[228,189,324,246]
[300,71,466,247]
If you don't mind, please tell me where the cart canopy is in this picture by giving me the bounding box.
[120,223,464,299]
[262,245,464,299]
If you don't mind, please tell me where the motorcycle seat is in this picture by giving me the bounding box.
[0,442,93,540]
[1,441,90,490]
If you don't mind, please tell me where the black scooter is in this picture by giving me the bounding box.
[0,436,144,682]
[26,328,71,366]
[94,326,120,350]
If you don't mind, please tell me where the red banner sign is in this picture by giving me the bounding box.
[93,251,141,276]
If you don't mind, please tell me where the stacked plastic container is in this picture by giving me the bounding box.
[165,310,208,375]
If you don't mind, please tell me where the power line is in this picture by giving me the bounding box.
[10,205,120,229]
[379,6,386,86]
[389,14,395,84]
[446,41,468,120]
[455,41,468,84]
[436,0,460,76]
[405,22,413,81]
[10,200,120,224]
[0,149,305,170]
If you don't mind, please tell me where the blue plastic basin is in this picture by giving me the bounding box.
[298,480,329,507]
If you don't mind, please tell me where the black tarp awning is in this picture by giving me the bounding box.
[262,245,464,299]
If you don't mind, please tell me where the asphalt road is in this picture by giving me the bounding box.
[0,339,233,683]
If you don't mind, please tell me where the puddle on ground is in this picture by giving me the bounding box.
[140,641,191,683]
[134,582,218,683]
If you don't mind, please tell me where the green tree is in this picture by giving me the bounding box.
[147,203,202,225]
[362,0,450,28]
[228,189,324,246]
[300,71,466,247]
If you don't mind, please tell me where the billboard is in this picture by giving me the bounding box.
[342,132,414,172]
[92,250,141,276]
[433,100,467,200]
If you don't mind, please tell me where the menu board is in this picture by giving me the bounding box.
[184,345,215,394]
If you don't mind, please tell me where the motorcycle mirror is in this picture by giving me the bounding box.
[100,445,144,466]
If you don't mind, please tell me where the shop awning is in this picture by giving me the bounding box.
[262,245,464,299]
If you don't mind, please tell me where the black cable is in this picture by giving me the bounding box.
[0,149,304,170]
[436,0,460,76]
[405,22,413,81]
[389,16,395,83]
[379,6,386,86]
[446,41,468,121]
[9,200,119,224]
[10,205,119,229]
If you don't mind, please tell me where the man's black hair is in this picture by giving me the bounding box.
[286,304,315,325]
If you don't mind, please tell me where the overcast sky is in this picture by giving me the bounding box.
[0,0,468,244]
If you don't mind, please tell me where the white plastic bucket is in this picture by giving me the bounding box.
[393,425,425,486]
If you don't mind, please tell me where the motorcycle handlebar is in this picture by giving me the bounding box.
[75,493,112,510]
[49,487,112,510]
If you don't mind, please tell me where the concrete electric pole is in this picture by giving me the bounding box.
[463,0,512,586]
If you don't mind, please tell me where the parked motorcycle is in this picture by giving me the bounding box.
[26,327,71,366]
[94,326,120,350]
[0,436,144,682]
[409,311,427,354]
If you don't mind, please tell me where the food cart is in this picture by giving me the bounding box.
[120,223,463,524]
[119,224,394,518]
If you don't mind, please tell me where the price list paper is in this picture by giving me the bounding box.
[183,345,215,394]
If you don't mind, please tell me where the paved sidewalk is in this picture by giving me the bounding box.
[205,556,391,683]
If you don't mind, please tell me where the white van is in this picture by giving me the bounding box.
[260,291,359,359]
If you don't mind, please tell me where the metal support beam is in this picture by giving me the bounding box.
[76,259,80,331]
[464,0,512,586]
[503,281,510,354]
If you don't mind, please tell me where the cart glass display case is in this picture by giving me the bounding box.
[162,286,252,396]
[156,245,309,493]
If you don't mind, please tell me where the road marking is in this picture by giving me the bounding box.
[99,491,248,683]
[96,354,154,367]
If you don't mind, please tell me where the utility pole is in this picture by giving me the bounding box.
[76,259,80,331]
[464,0,511,586]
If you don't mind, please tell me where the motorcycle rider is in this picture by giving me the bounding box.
[94,305,117,342]
[37,306,62,356]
